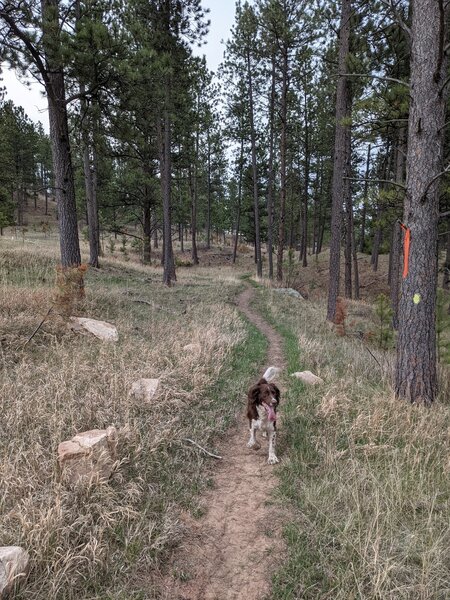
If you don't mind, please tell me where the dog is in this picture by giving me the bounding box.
[246,367,281,464]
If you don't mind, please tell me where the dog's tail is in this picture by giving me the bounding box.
[262,366,281,382]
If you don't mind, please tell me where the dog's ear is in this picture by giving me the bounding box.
[269,383,281,404]
[248,384,261,404]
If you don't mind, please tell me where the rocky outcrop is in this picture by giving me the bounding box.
[58,426,118,485]
[291,370,324,385]
[69,317,119,342]
[0,546,29,598]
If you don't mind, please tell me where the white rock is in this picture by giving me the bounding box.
[262,366,282,382]
[130,378,159,402]
[291,371,324,385]
[0,546,29,597]
[274,288,304,299]
[69,317,119,342]
[58,426,118,485]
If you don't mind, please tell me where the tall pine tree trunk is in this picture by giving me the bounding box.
[76,0,99,268]
[344,90,353,299]
[206,127,211,250]
[277,47,288,282]
[189,163,199,265]
[344,191,353,298]
[395,0,448,404]
[143,192,151,264]
[247,48,262,277]
[359,144,371,252]
[247,48,262,278]
[232,135,244,265]
[160,106,176,286]
[80,111,100,268]
[390,127,406,327]
[352,211,360,299]
[301,92,310,267]
[327,0,351,321]
[267,54,276,279]
[42,0,81,268]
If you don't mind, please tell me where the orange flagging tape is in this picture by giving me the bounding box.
[399,223,411,279]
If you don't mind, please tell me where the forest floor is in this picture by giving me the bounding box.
[1,208,450,599]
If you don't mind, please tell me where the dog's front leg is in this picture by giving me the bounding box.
[247,420,261,450]
[267,427,279,464]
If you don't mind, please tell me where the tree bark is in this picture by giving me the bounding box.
[277,46,288,282]
[443,229,450,290]
[390,127,406,326]
[232,135,244,265]
[160,106,176,286]
[206,127,211,250]
[301,91,310,267]
[390,221,402,328]
[352,210,359,299]
[359,144,371,253]
[395,0,448,404]
[327,0,351,321]
[42,0,81,268]
[267,53,276,279]
[344,90,353,299]
[189,162,199,265]
[143,197,151,264]
[247,47,262,278]
[344,188,353,299]
[189,94,200,266]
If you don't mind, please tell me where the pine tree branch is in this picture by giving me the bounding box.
[340,73,409,87]
[105,229,143,241]
[343,176,406,190]
[377,0,411,38]
[353,118,408,129]
[420,164,450,203]
[0,9,53,98]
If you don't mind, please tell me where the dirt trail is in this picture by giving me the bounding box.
[161,285,286,600]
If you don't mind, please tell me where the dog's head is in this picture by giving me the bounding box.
[247,378,280,421]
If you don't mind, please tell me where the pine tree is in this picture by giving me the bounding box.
[395,0,448,404]
[0,1,82,268]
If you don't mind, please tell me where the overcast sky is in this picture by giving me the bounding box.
[0,0,237,132]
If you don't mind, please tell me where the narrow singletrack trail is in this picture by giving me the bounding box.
[161,284,286,600]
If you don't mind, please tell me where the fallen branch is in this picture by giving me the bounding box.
[362,341,383,370]
[182,438,222,460]
[23,306,53,348]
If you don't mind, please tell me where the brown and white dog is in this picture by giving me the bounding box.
[246,367,281,464]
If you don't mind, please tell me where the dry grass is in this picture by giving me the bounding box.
[0,236,255,599]
[256,290,450,600]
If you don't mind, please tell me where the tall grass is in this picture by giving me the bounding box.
[0,241,265,599]
[251,289,450,600]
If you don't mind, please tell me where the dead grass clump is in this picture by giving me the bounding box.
[54,264,88,315]
[334,296,347,336]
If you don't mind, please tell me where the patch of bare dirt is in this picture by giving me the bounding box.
[160,285,286,600]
